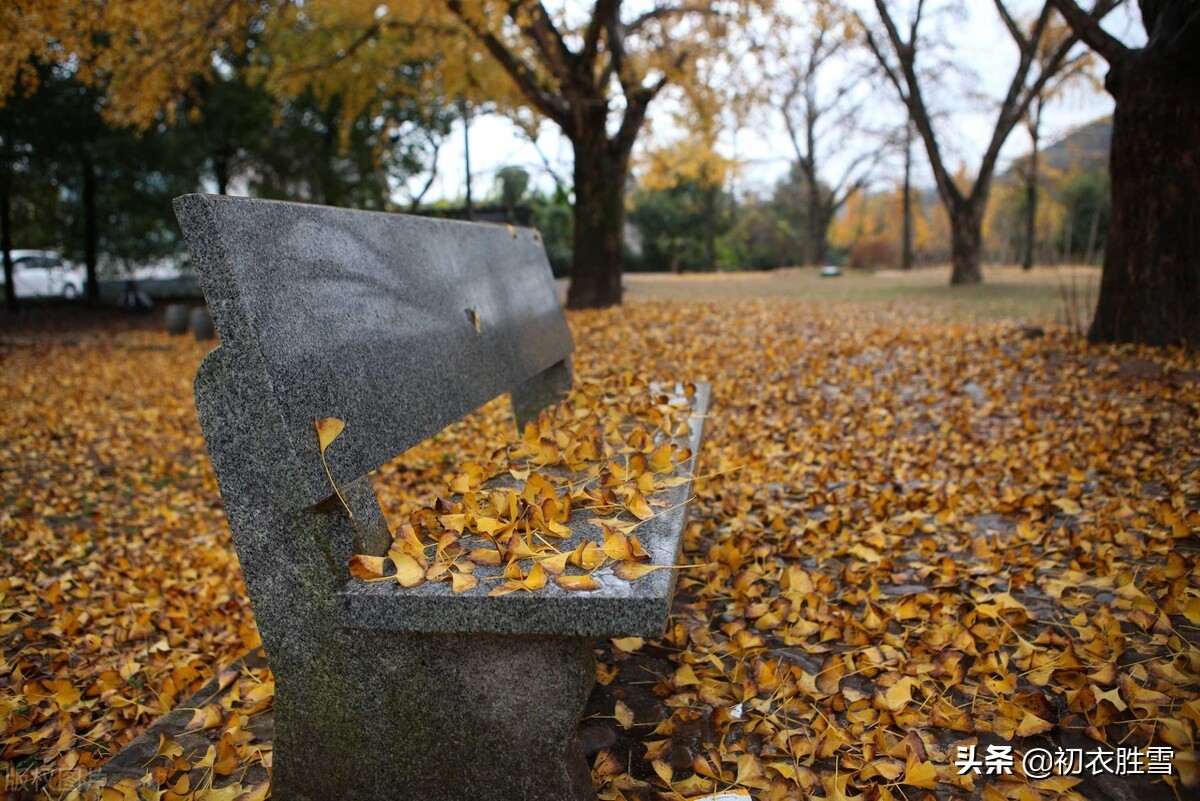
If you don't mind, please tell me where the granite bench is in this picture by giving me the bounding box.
[172,194,710,801]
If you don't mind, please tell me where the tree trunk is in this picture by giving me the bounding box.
[805,174,822,266]
[1023,102,1042,271]
[461,99,474,221]
[81,151,99,301]
[567,136,625,309]
[813,208,835,268]
[1089,52,1200,345]
[1083,206,1101,266]
[902,122,914,270]
[1061,209,1073,264]
[703,184,717,272]
[1,171,15,314]
[214,152,231,195]
[949,205,984,285]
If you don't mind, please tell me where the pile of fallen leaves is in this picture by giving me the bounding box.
[0,333,258,800]
[2,301,1198,801]
[339,374,699,595]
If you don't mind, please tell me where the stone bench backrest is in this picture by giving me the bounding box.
[175,194,573,517]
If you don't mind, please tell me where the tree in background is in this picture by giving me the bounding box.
[637,136,736,273]
[2,67,214,305]
[0,1,257,129]
[260,1,753,306]
[631,174,741,274]
[494,166,532,223]
[1057,166,1109,265]
[861,0,1117,285]
[435,1,761,308]
[831,181,941,268]
[187,73,274,197]
[534,190,574,278]
[0,2,454,296]
[0,1,249,303]
[985,163,1068,265]
[250,89,437,210]
[769,1,884,266]
[900,118,915,270]
[1049,0,1199,345]
[0,82,43,312]
[720,165,830,271]
[0,68,191,301]
[1019,19,1099,270]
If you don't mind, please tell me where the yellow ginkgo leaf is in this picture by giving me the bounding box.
[1015,710,1054,737]
[314,417,352,519]
[555,574,601,592]
[903,758,939,789]
[613,699,635,729]
[451,571,478,593]
[183,705,223,732]
[348,555,390,581]
[315,416,345,453]
[612,636,644,653]
[393,553,425,588]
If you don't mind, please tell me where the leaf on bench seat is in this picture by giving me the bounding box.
[392,554,425,588]
[554,575,601,592]
[612,562,693,581]
[348,555,391,581]
[349,374,702,595]
[490,562,547,596]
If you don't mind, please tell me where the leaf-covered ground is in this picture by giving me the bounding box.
[2,301,1198,800]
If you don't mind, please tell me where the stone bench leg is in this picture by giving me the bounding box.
[269,632,597,801]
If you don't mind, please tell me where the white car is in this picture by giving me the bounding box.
[1,250,86,299]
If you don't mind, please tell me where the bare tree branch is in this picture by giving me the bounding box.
[512,1,578,89]
[408,134,442,211]
[1165,5,1200,59]
[859,23,908,103]
[581,0,617,71]
[992,0,1028,46]
[865,0,963,209]
[1049,0,1131,63]
[446,0,572,131]
[625,2,711,35]
[973,3,1056,200]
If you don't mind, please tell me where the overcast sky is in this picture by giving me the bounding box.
[411,1,1141,206]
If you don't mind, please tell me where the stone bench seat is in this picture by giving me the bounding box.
[154,194,710,801]
[339,381,709,638]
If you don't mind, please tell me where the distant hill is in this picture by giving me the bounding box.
[1010,117,1112,177]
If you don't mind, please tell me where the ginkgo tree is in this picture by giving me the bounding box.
[860,0,1119,285]
[0,1,258,128]
[6,1,768,309]
[767,0,886,267]
[261,0,770,307]
[0,1,256,301]
[635,38,753,273]
[433,1,765,308]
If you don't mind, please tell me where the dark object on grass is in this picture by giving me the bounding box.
[116,280,153,312]
[189,306,214,340]
[164,303,190,335]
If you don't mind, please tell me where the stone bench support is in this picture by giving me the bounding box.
[170,194,708,801]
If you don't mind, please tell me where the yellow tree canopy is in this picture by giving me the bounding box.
[261,1,523,136]
[638,134,736,193]
[3,1,769,148]
[0,0,257,126]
